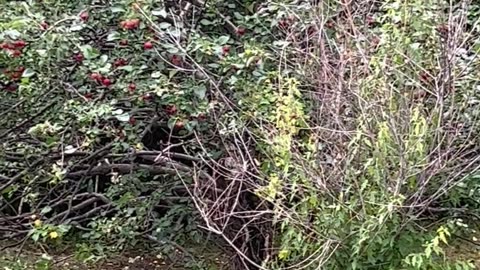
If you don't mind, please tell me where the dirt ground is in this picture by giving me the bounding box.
[0,241,230,270]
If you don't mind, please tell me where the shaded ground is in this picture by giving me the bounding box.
[0,241,230,270]
[445,238,480,269]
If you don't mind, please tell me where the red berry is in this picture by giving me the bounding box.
[73,53,84,62]
[102,78,112,86]
[222,45,230,55]
[80,11,89,22]
[366,16,375,25]
[121,19,140,30]
[114,58,127,67]
[40,21,49,30]
[197,113,206,121]
[128,83,136,92]
[119,39,129,46]
[165,105,177,115]
[16,66,25,73]
[143,41,153,50]
[90,73,102,81]
[171,55,182,66]
[130,19,140,28]
[236,27,245,36]
[84,92,93,100]
[326,20,335,29]
[11,50,22,57]
[5,84,17,92]
[129,116,136,125]
[278,20,288,29]
[10,71,22,80]
[12,40,26,49]
[174,120,184,129]
[420,72,430,83]
[0,43,9,49]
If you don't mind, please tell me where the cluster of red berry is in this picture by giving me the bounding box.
[120,19,140,30]
[1,39,27,58]
[3,66,25,81]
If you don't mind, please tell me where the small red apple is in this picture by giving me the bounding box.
[174,120,184,129]
[120,19,140,30]
[420,71,430,83]
[165,105,177,115]
[10,71,22,80]
[11,50,22,57]
[437,24,449,35]
[143,41,153,50]
[129,116,136,125]
[222,45,230,56]
[12,40,26,49]
[130,19,140,27]
[73,53,84,62]
[236,27,245,36]
[90,73,102,81]
[84,92,93,100]
[114,58,127,67]
[197,113,206,121]
[171,55,182,66]
[128,83,136,92]
[16,66,25,73]
[5,83,18,92]
[10,73,20,80]
[366,16,375,26]
[80,11,89,22]
[102,78,112,86]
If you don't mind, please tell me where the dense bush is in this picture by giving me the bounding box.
[1,0,480,269]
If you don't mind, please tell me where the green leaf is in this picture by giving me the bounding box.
[41,206,52,214]
[111,109,123,115]
[118,65,133,72]
[107,31,120,41]
[152,9,167,18]
[36,49,47,57]
[22,68,35,78]
[194,85,206,99]
[32,232,40,242]
[80,45,100,59]
[110,6,125,13]
[207,63,220,68]
[200,19,213,25]
[4,29,21,39]
[439,232,448,244]
[217,36,230,45]
[151,71,162,78]
[70,24,84,31]
[158,22,171,29]
[99,55,109,65]
[115,113,130,122]
[167,118,177,130]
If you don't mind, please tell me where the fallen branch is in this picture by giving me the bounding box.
[65,163,184,178]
